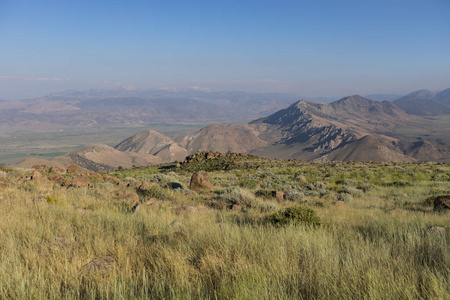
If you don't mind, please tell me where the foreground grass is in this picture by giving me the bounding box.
[0,161,449,299]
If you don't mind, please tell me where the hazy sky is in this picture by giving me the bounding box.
[1,0,450,99]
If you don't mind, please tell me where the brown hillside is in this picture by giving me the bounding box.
[314,135,415,163]
[115,130,174,154]
[173,124,267,154]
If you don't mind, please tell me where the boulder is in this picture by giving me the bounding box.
[32,165,50,172]
[103,174,122,186]
[434,195,450,211]
[67,165,87,175]
[63,177,92,188]
[272,190,285,201]
[88,171,103,181]
[138,181,151,192]
[117,190,139,203]
[30,170,44,181]
[190,171,213,191]
[49,166,66,175]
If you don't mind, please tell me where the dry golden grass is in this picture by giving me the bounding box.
[0,162,448,299]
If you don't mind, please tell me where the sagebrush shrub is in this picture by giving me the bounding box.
[284,190,305,201]
[139,185,171,200]
[270,206,321,227]
[342,186,363,197]
[336,193,353,204]
[216,187,255,206]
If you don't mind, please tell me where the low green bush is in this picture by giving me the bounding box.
[45,196,58,203]
[139,185,172,200]
[270,206,321,227]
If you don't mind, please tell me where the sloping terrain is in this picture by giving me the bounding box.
[173,124,268,154]
[393,88,450,116]
[115,130,188,162]
[16,144,163,172]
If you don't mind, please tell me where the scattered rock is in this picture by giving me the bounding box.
[181,205,198,213]
[63,177,92,188]
[143,198,157,205]
[117,190,139,202]
[80,256,116,275]
[67,165,87,175]
[231,204,242,211]
[272,190,285,201]
[428,226,446,233]
[88,171,103,181]
[49,166,66,175]
[30,170,44,181]
[32,165,49,172]
[190,171,213,191]
[102,174,122,186]
[138,181,151,192]
[205,200,226,210]
[434,195,450,211]
[130,202,141,213]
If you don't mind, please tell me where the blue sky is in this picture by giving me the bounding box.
[1,0,450,99]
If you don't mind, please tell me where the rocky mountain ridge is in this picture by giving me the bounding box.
[393,88,450,116]
[15,94,450,171]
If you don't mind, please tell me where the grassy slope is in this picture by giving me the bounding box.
[0,158,449,299]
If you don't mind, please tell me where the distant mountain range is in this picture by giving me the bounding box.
[16,93,450,170]
[0,88,300,127]
[393,88,450,116]
[2,87,450,128]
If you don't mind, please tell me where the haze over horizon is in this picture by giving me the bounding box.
[1,0,450,100]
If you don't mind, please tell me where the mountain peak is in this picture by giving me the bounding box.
[406,89,436,100]
[336,94,369,103]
